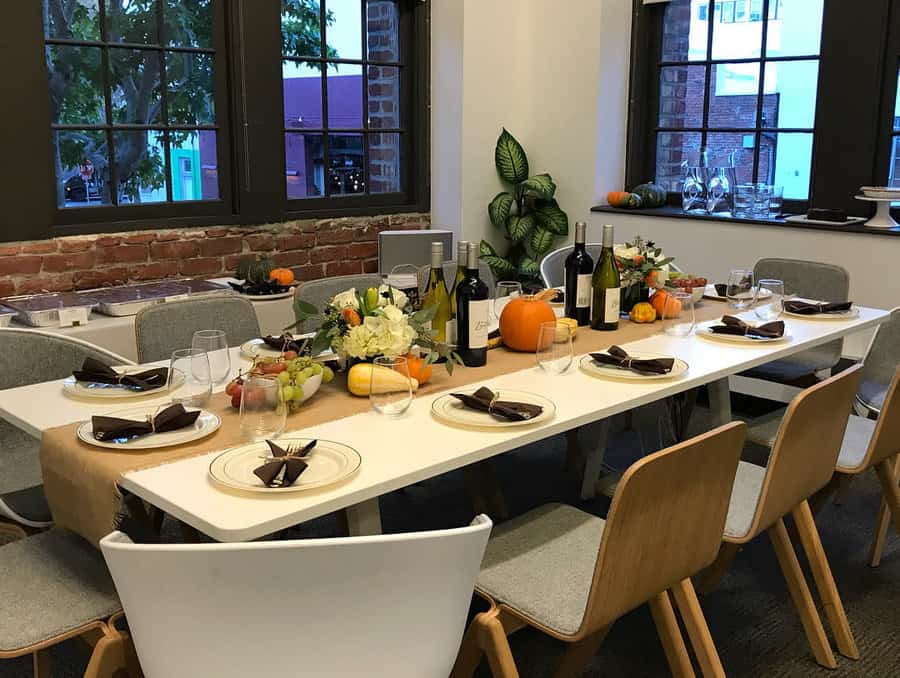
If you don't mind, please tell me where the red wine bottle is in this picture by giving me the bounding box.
[564,221,594,326]
[455,243,490,367]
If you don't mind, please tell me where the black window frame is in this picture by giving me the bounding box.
[626,0,899,219]
[2,0,430,241]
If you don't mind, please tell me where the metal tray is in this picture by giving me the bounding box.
[81,285,167,317]
[2,293,98,327]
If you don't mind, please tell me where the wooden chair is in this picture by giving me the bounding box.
[452,422,747,678]
[701,365,863,669]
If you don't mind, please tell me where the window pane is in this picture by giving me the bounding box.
[44,0,100,41]
[894,69,900,132]
[766,0,823,57]
[764,132,813,200]
[109,48,161,125]
[889,136,900,188]
[761,60,818,129]
[54,130,111,208]
[655,131,703,192]
[282,0,322,58]
[105,0,158,45]
[328,134,365,194]
[369,132,400,193]
[327,66,362,129]
[171,131,218,200]
[367,0,400,63]
[283,61,323,129]
[46,46,106,125]
[368,66,400,129]
[712,0,761,60]
[708,62,760,129]
[166,51,215,125]
[327,0,362,61]
[706,132,755,184]
[658,65,705,129]
[661,0,707,62]
[114,130,167,204]
[286,133,324,198]
[164,0,212,48]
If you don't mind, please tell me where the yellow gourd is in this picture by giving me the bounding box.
[628,302,657,323]
[347,363,419,397]
[555,318,578,341]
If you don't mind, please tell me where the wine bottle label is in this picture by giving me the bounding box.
[445,318,457,345]
[576,274,592,308]
[468,299,490,349]
[603,288,621,323]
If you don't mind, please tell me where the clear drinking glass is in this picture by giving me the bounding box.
[661,291,695,337]
[493,281,523,320]
[536,321,574,374]
[754,279,785,321]
[239,374,286,441]
[191,330,231,384]
[752,184,772,218]
[681,165,708,214]
[726,269,755,311]
[768,186,784,218]
[167,348,212,406]
[370,356,413,417]
[733,184,755,218]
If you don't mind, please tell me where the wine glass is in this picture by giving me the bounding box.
[661,291,695,337]
[493,281,522,320]
[536,321,574,374]
[191,330,231,384]
[726,269,755,311]
[370,356,413,417]
[240,374,286,441]
[754,279,785,321]
[167,348,212,407]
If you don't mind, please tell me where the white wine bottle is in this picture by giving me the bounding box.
[455,242,490,366]
[447,240,468,345]
[590,224,620,331]
[422,241,452,343]
[564,221,594,326]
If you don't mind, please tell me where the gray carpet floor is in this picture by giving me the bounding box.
[2,398,898,677]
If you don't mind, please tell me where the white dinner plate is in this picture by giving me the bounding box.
[76,405,220,450]
[696,322,791,345]
[240,288,295,301]
[240,337,335,362]
[63,367,183,400]
[703,284,772,301]
[579,353,689,381]
[431,389,556,430]
[208,438,361,493]
[782,301,859,321]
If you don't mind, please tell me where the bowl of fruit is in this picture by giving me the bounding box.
[667,273,707,304]
[226,354,334,413]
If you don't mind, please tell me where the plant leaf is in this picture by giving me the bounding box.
[479,240,517,278]
[518,255,540,278]
[309,331,332,357]
[293,299,320,321]
[488,192,515,229]
[494,128,529,184]
[519,174,556,200]
[533,199,569,236]
[507,214,535,243]
[530,227,555,256]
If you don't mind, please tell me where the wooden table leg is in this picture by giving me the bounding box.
[344,498,382,536]
[649,591,696,678]
[707,378,732,427]
[870,454,900,566]
[581,419,611,500]
[671,578,725,678]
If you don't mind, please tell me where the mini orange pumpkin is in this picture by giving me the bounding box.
[342,308,362,327]
[499,295,557,352]
[269,268,295,286]
[404,352,432,385]
[650,289,682,318]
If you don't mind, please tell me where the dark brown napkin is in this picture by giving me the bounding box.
[73,357,168,392]
[261,335,304,353]
[590,345,675,375]
[714,283,728,297]
[784,300,853,315]
[253,440,316,487]
[710,315,785,339]
[91,403,201,442]
[450,387,543,422]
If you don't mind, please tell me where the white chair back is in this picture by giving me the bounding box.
[101,516,492,678]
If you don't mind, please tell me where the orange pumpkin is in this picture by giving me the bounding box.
[404,352,432,385]
[499,295,557,352]
[607,191,631,208]
[342,308,362,327]
[650,289,682,319]
[269,268,295,285]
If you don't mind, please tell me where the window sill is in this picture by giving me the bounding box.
[590,205,900,237]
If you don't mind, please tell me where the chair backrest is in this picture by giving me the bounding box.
[753,258,849,302]
[749,365,863,535]
[580,422,746,635]
[540,244,604,288]
[293,274,385,332]
[134,295,261,363]
[100,516,492,678]
[0,328,134,390]
[860,367,900,468]
[860,306,900,393]
[416,262,496,295]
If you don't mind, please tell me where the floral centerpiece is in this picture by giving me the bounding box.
[287,284,460,374]
[614,236,674,312]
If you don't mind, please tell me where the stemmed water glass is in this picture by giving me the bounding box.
[370,356,413,417]
[192,330,231,384]
[167,348,212,407]
[726,269,755,311]
[536,321,574,374]
[754,279,785,321]
[493,281,523,321]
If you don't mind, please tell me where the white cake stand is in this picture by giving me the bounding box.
[855,195,900,229]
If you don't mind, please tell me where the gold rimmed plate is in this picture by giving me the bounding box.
[76,405,220,450]
[430,389,556,430]
[579,353,689,381]
[62,366,182,400]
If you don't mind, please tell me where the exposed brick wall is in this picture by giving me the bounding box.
[0,213,430,298]
[367,0,402,194]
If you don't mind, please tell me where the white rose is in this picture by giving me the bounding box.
[377,285,409,310]
[614,245,640,260]
[331,288,360,310]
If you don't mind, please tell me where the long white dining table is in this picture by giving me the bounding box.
[0,306,889,542]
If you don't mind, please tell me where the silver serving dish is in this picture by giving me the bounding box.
[81,284,169,317]
[0,305,17,328]
[2,293,98,327]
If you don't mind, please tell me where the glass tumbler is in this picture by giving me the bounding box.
[167,348,212,407]
[768,186,784,218]
[754,279,785,321]
[493,281,523,321]
[752,184,772,218]
[191,330,231,384]
[661,291,695,337]
[370,356,413,417]
[536,321,574,374]
[733,184,755,218]
[726,269,755,311]
[239,374,286,442]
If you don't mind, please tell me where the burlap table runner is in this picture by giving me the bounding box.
[40,300,726,545]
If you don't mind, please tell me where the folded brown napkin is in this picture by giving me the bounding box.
[714,283,728,297]
[73,357,168,392]
[450,387,543,422]
[710,315,785,339]
[91,403,201,442]
[261,335,304,353]
[784,300,853,315]
[253,439,316,487]
[590,345,675,375]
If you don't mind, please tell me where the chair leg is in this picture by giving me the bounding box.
[670,578,726,678]
[32,649,51,678]
[83,630,130,678]
[649,591,696,678]
[767,518,837,669]
[553,626,611,678]
[792,500,859,660]
[478,608,521,678]
[874,459,900,534]
[0,521,27,543]
[695,543,740,594]
[451,619,485,678]
[869,499,892,567]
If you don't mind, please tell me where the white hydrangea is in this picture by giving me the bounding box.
[330,288,360,310]
[341,304,417,359]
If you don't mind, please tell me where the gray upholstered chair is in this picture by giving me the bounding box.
[856,306,900,415]
[742,258,850,382]
[134,295,261,363]
[0,528,136,677]
[540,243,603,288]
[292,274,385,333]
[0,329,134,529]
[417,262,496,296]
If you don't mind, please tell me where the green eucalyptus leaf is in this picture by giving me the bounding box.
[507,214,535,243]
[495,128,529,184]
[310,331,332,357]
[533,199,569,236]
[412,304,438,324]
[530,227,555,256]
[518,255,541,278]
[292,299,320,321]
[488,192,515,229]
[519,174,556,200]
